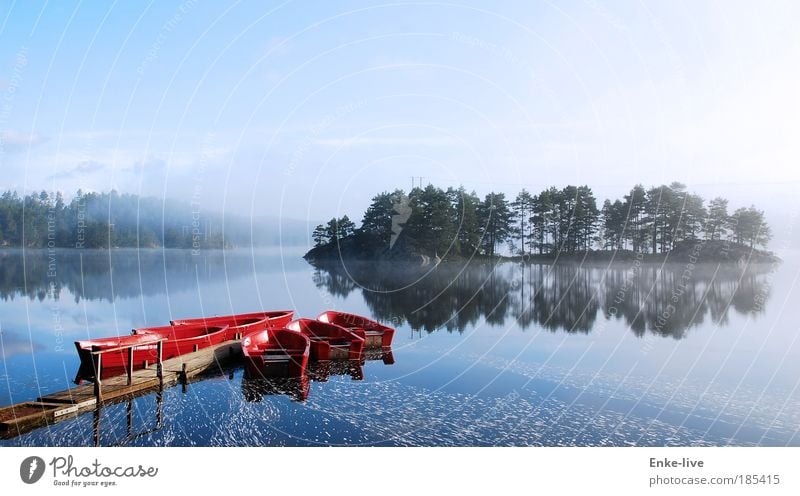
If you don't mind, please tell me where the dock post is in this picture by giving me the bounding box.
[180,363,188,392]
[93,353,103,402]
[93,405,101,447]
[156,341,163,384]
[126,398,133,436]
[156,390,163,428]
[127,346,134,385]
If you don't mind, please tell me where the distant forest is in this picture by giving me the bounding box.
[308,182,772,261]
[0,189,228,249]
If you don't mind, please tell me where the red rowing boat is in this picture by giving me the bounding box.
[171,310,294,341]
[74,333,164,380]
[285,318,364,361]
[75,322,227,377]
[242,328,310,378]
[316,310,395,348]
[132,323,229,360]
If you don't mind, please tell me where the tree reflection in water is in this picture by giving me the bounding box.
[310,259,773,339]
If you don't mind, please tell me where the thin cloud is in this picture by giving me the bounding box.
[47,160,107,180]
[315,136,460,147]
[0,329,43,358]
[0,129,49,152]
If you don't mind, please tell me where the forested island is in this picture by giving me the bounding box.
[306,182,777,264]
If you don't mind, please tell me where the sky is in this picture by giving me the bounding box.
[1,0,799,236]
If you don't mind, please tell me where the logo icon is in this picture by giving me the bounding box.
[20,456,45,484]
[391,194,412,249]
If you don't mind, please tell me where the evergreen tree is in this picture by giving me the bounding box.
[623,184,647,252]
[510,189,535,257]
[478,192,512,257]
[730,206,771,248]
[452,187,481,257]
[705,197,729,241]
[312,224,328,247]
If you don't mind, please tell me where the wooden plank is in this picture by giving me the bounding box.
[2,340,242,437]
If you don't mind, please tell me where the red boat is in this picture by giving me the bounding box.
[241,328,310,378]
[74,322,227,380]
[132,323,229,360]
[316,310,395,348]
[74,333,165,379]
[285,319,364,361]
[171,310,294,341]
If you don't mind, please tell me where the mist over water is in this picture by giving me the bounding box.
[1,248,798,446]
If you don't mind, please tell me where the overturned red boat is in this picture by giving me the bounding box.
[286,318,364,361]
[316,310,395,348]
[171,310,294,341]
[242,328,310,378]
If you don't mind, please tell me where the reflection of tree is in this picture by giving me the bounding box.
[309,259,774,339]
[311,260,512,333]
[526,264,599,333]
[311,267,358,298]
[0,249,275,302]
[599,263,772,338]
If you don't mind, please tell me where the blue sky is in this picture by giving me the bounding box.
[1,0,799,228]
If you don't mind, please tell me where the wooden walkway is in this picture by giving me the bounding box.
[0,340,242,439]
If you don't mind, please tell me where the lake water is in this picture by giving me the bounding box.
[0,248,798,446]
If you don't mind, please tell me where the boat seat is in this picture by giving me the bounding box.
[262,354,290,363]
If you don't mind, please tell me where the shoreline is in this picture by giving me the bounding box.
[305,240,781,266]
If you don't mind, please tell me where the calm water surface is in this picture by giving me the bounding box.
[0,248,798,446]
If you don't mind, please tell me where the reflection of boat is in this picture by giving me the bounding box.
[362,348,395,365]
[286,319,364,361]
[242,328,310,378]
[171,310,294,341]
[307,360,364,382]
[316,310,395,348]
[241,375,310,402]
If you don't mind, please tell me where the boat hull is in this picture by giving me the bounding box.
[286,318,364,361]
[242,328,310,378]
[132,323,229,360]
[171,310,294,341]
[74,334,164,376]
[316,310,395,348]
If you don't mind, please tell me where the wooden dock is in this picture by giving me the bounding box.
[0,340,242,439]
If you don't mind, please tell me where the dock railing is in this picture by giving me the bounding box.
[89,337,166,401]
